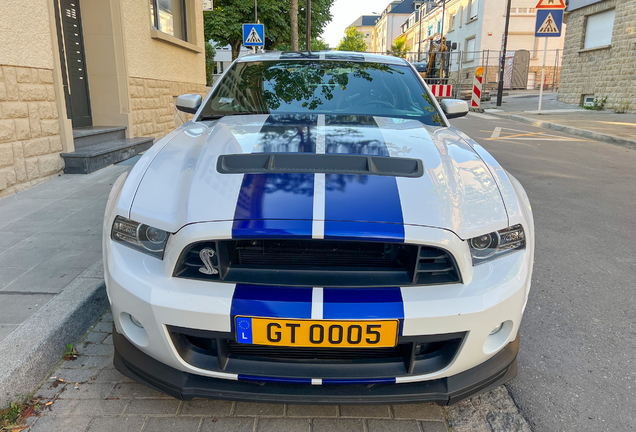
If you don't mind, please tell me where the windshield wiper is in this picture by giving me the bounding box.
[198,111,261,121]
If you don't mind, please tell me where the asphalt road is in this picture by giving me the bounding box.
[450,113,636,432]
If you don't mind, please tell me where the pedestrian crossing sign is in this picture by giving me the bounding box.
[535,9,563,37]
[243,23,264,47]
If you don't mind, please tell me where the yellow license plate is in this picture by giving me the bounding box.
[235,316,399,348]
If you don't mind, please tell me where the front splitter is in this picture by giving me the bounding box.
[113,328,519,405]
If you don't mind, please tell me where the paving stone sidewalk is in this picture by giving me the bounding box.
[25,313,532,432]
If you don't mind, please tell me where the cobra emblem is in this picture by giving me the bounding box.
[198,248,219,275]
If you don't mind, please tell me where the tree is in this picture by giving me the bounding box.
[205,42,217,86]
[290,0,299,51]
[388,37,410,58]
[204,0,334,60]
[277,38,330,51]
[337,26,367,52]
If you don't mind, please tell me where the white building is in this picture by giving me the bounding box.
[397,0,566,87]
[371,0,424,54]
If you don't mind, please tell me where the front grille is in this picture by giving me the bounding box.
[235,240,407,268]
[173,240,461,287]
[168,326,465,379]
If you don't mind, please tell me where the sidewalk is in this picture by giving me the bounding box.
[0,164,128,406]
[482,92,636,149]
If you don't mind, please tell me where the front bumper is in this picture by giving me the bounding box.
[114,327,519,405]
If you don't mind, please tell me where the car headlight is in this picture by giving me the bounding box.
[111,216,169,259]
[469,224,525,265]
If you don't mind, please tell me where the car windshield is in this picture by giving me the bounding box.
[199,60,444,126]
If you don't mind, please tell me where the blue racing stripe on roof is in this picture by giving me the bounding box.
[231,284,313,319]
[238,375,312,384]
[322,378,396,385]
[322,287,404,320]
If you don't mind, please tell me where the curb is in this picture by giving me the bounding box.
[0,261,108,407]
[485,111,636,150]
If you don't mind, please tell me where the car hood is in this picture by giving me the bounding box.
[129,114,508,240]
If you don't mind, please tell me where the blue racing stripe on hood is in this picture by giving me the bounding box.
[231,284,313,319]
[232,115,318,238]
[324,175,404,242]
[232,173,314,238]
[323,116,404,241]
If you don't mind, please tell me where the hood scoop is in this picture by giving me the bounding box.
[217,153,423,178]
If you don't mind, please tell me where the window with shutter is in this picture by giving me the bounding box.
[584,9,615,50]
[470,0,479,20]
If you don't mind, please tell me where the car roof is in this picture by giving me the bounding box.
[236,51,410,66]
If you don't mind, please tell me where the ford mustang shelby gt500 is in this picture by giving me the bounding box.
[104,51,534,405]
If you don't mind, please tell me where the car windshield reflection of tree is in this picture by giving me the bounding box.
[211,61,445,127]
[238,62,392,112]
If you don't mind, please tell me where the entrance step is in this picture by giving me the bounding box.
[61,137,154,174]
[72,126,126,149]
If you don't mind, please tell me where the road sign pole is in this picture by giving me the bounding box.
[538,37,548,114]
[254,0,258,53]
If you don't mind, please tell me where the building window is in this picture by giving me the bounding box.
[584,9,615,50]
[449,14,456,32]
[465,37,476,61]
[468,0,479,21]
[150,0,187,41]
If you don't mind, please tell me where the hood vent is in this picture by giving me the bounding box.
[217,153,423,178]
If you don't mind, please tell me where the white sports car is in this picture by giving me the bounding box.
[104,51,534,404]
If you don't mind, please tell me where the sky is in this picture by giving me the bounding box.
[322,0,393,48]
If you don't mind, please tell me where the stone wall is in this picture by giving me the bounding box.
[0,65,64,198]
[128,77,208,139]
[558,0,636,111]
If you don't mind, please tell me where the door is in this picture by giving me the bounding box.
[55,0,92,127]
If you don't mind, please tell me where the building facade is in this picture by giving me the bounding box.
[349,16,381,52]
[0,0,207,197]
[371,1,424,54]
[558,0,635,111]
[394,0,566,88]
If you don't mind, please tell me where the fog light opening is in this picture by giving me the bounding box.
[483,320,514,355]
[490,322,504,335]
[119,312,150,348]
[129,314,144,328]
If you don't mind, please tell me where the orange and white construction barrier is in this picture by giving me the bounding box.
[430,84,452,98]
[471,67,484,109]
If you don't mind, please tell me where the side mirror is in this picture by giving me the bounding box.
[176,94,202,114]
[440,99,469,119]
